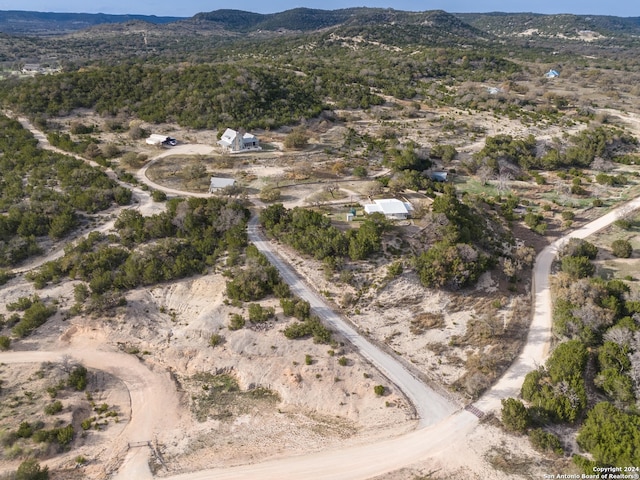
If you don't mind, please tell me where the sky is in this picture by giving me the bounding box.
[0,0,636,18]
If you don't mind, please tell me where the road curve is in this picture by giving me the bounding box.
[0,349,180,480]
[166,409,479,480]
[474,196,640,413]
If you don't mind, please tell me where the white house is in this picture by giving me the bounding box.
[209,177,236,193]
[217,128,261,153]
[364,199,413,220]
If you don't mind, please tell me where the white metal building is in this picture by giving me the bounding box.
[364,199,413,220]
[209,177,236,193]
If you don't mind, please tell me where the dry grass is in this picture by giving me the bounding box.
[410,312,445,335]
[184,373,280,423]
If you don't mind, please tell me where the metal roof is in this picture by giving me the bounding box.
[365,199,412,215]
[209,177,236,189]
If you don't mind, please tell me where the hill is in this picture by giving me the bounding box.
[456,12,640,39]
[0,10,183,35]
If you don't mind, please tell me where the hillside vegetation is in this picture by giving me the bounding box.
[2,6,640,478]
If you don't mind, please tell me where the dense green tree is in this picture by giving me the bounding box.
[416,241,488,289]
[501,398,530,433]
[284,127,310,149]
[561,256,595,279]
[577,402,640,468]
[529,428,563,455]
[561,238,598,260]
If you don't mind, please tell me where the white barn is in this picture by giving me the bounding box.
[364,199,413,220]
[217,128,261,153]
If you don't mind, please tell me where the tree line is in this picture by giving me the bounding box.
[259,204,388,262]
[27,197,249,316]
[0,115,130,267]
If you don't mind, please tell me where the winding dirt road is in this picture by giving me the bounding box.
[3,115,640,478]
[0,349,180,480]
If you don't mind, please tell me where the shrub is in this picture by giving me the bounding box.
[615,219,632,230]
[11,300,56,338]
[259,187,282,202]
[501,398,530,433]
[611,239,632,258]
[0,335,10,351]
[283,317,331,344]
[561,256,595,279]
[16,422,33,438]
[352,165,368,178]
[284,127,309,149]
[305,354,313,365]
[248,303,275,323]
[338,356,348,366]
[560,238,598,260]
[293,300,311,320]
[209,333,223,347]
[387,261,403,277]
[529,428,563,455]
[7,296,35,311]
[228,313,245,330]
[55,425,74,446]
[0,268,11,285]
[44,400,63,415]
[67,365,88,391]
[15,459,49,480]
[151,190,167,202]
[374,385,385,396]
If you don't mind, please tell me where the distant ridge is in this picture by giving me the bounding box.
[456,12,640,38]
[0,10,183,35]
[1,7,639,40]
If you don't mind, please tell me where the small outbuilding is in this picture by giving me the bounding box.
[217,128,261,153]
[430,171,448,182]
[544,69,560,78]
[209,177,236,193]
[364,199,413,220]
[146,134,176,146]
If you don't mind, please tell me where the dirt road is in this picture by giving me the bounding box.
[5,115,640,478]
[0,349,180,479]
[474,195,640,413]
[247,216,457,427]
